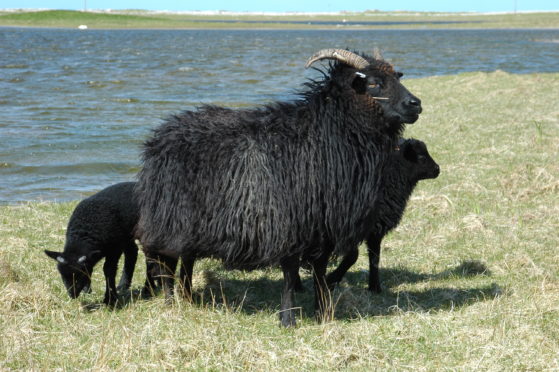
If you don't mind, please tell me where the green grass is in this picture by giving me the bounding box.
[0,9,558,29]
[1,72,558,370]
[0,10,174,29]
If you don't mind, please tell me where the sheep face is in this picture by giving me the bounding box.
[372,71,421,125]
[44,250,101,298]
[352,66,422,127]
[305,49,422,136]
[400,139,440,181]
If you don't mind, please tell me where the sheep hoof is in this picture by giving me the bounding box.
[116,284,130,294]
[368,285,382,294]
[140,287,156,299]
[279,312,297,328]
[103,293,119,307]
[293,282,305,293]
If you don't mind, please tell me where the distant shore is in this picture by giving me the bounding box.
[0,9,558,30]
[2,9,559,16]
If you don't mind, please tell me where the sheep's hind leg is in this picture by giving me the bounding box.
[326,246,359,289]
[279,255,300,328]
[117,242,138,293]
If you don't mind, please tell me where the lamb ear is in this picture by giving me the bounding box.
[44,250,66,264]
[402,143,417,162]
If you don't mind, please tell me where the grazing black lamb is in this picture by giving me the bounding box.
[135,49,422,326]
[325,138,440,292]
[45,182,141,305]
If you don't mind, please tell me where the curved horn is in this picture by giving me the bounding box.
[372,47,384,60]
[305,49,370,69]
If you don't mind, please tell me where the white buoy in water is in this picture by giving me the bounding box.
[78,25,88,30]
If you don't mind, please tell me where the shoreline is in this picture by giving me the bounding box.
[1,9,558,30]
[1,71,557,205]
[1,24,558,31]
[2,8,559,15]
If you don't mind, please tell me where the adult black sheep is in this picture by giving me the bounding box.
[324,138,440,293]
[135,49,422,327]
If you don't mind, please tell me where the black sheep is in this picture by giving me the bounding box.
[45,182,142,305]
[325,138,440,292]
[135,49,422,326]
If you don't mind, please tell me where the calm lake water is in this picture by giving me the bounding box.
[1,27,558,203]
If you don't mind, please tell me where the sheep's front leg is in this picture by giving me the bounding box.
[366,234,383,293]
[103,253,121,306]
[279,255,300,328]
[117,242,138,293]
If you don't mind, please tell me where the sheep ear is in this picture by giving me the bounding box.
[403,143,417,162]
[351,72,368,94]
[45,250,66,264]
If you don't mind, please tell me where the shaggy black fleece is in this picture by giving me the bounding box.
[326,138,440,292]
[135,55,416,271]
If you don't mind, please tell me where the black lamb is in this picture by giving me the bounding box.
[135,49,422,326]
[325,138,440,292]
[45,182,142,305]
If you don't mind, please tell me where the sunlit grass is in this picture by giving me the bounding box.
[1,72,558,370]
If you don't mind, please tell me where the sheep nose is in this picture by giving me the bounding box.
[406,96,422,111]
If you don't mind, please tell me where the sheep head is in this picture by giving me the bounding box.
[306,49,422,130]
[399,139,440,181]
[45,249,101,298]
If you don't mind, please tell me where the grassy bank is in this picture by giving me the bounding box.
[0,9,558,29]
[1,71,558,370]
